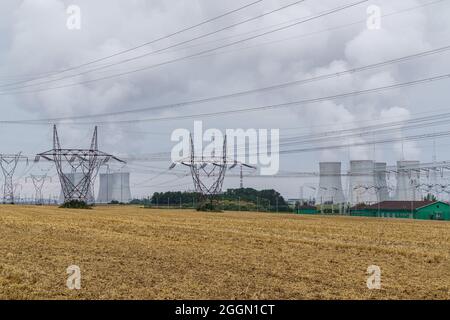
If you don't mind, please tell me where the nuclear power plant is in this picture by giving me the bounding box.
[58,172,132,204]
[348,160,378,204]
[97,172,132,203]
[395,161,421,201]
[374,162,389,202]
[314,160,426,205]
[317,162,345,204]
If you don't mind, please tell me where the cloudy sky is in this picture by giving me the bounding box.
[0,0,450,200]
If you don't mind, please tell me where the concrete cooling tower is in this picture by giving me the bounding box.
[97,172,132,203]
[349,160,377,204]
[374,162,390,202]
[317,162,346,204]
[58,172,94,204]
[395,161,421,201]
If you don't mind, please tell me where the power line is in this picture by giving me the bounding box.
[0,0,368,95]
[30,72,450,125]
[121,127,450,162]
[279,112,450,143]
[141,0,448,63]
[279,130,450,155]
[0,0,303,90]
[107,107,450,163]
[5,43,450,124]
[0,0,264,85]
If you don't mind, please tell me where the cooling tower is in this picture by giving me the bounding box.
[349,160,377,204]
[97,173,110,203]
[58,173,94,204]
[97,172,132,203]
[395,161,421,201]
[316,162,345,204]
[374,162,389,202]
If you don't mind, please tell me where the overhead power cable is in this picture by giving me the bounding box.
[279,112,450,143]
[1,0,445,84]
[140,0,448,62]
[30,72,450,125]
[279,130,450,155]
[0,0,303,90]
[0,0,368,95]
[4,43,450,124]
[0,0,263,86]
[106,108,450,162]
[121,127,450,161]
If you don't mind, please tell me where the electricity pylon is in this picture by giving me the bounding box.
[26,174,52,205]
[35,125,125,204]
[0,153,28,204]
[234,162,256,189]
[170,134,256,208]
[170,134,228,200]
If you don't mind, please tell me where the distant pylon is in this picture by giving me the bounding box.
[236,161,256,189]
[0,153,28,204]
[26,174,51,205]
[240,165,243,189]
[35,125,125,204]
[237,163,256,188]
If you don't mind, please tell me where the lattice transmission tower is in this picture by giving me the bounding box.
[35,125,125,204]
[169,134,227,202]
[0,153,28,204]
[170,134,256,207]
[26,173,52,205]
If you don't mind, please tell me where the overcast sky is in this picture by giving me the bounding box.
[1,0,450,200]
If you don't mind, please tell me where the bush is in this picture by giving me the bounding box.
[109,200,125,205]
[196,201,222,212]
[60,200,93,209]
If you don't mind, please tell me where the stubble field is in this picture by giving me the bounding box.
[0,205,448,299]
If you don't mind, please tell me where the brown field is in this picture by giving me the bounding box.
[0,205,449,300]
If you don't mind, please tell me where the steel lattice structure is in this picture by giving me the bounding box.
[26,174,51,205]
[35,125,125,204]
[170,134,256,204]
[189,134,228,197]
[0,153,28,204]
[170,134,228,202]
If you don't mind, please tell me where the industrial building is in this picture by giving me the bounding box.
[395,160,421,201]
[374,162,389,202]
[316,162,345,204]
[349,160,378,204]
[301,159,450,220]
[296,204,317,214]
[314,160,427,206]
[297,201,450,221]
[97,172,132,203]
[350,201,450,220]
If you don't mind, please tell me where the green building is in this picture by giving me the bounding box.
[296,205,318,215]
[414,201,450,220]
[350,201,450,221]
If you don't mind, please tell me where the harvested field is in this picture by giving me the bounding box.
[0,205,448,300]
